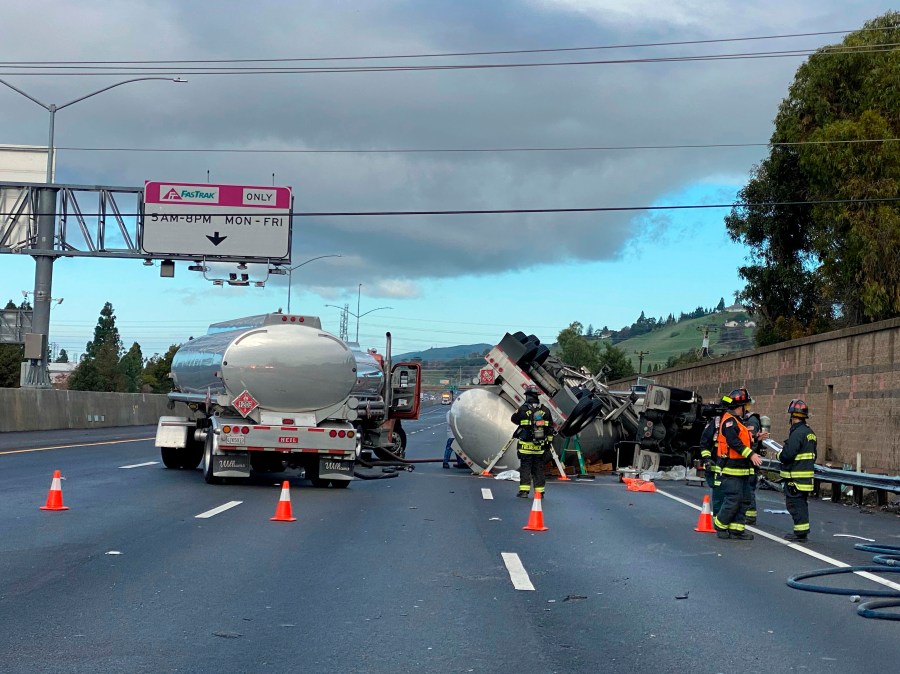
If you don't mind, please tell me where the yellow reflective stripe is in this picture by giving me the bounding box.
[519,420,532,425]
[795,523,810,531]
[795,453,816,460]
[740,446,753,458]
[722,467,751,476]
[700,449,712,458]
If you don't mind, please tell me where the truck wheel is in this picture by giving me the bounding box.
[160,447,182,469]
[331,479,350,489]
[202,435,222,484]
[392,424,407,459]
[182,438,204,470]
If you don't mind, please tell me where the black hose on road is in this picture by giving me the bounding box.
[785,542,900,620]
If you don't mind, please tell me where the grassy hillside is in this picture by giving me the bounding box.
[395,343,491,362]
[595,312,755,371]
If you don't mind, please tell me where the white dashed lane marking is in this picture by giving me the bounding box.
[195,501,243,519]
[501,552,535,591]
[119,461,159,469]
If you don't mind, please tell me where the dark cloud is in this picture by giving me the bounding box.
[2,0,893,297]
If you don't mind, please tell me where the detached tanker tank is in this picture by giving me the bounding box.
[449,331,638,474]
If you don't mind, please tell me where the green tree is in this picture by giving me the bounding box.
[69,302,125,391]
[727,12,900,343]
[597,342,635,381]
[119,342,144,393]
[141,344,179,393]
[55,348,69,363]
[556,322,600,372]
[716,297,726,312]
[0,344,24,388]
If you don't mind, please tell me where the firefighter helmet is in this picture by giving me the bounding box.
[524,385,540,400]
[787,399,809,418]
[722,388,750,409]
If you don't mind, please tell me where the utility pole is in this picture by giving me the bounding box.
[338,303,349,342]
[634,350,650,374]
[697,325,719,358]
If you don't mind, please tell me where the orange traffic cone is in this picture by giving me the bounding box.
[694,494,716,533]
[40,470,69,511]
[522,491,549,532]
[270,481,296,522]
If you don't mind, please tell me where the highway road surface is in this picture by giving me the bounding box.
[1,406,899,673]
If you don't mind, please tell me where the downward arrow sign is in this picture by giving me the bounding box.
[206,231,228,246]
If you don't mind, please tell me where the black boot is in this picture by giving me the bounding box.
[784,532,808,541]
[716,530,731,540]
[730,531,754,540]
[516,490,529,499]
[442,462,450,469]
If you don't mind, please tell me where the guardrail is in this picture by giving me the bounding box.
[760,439,900,507]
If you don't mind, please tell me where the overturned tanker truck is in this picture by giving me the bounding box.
[154,313,422,486]
[449,332,710,474]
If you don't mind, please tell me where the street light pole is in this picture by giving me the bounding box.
[285,254,341,313]
[356,284,362,342]
[0,76,187,182]
[324,303,393,345]
[0,76,187,387]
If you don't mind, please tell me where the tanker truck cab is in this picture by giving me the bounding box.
[155,313,422,487]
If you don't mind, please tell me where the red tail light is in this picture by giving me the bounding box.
[329,430,337,438]
[241,426,250,434]
[338,430,346,438]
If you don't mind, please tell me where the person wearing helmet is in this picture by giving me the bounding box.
[713,388,764,540]
[741,390,769,524]
[698,404,725,514]
[510,385,554,499]
[780,400,817,541]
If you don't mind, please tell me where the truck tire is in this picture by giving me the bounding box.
[160,447,182,469]
[182,437,204,470]
[392,423,407,459]
[202,435,222,484]
[331,479,350,489]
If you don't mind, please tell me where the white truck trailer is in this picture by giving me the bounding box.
[154,313,421,487]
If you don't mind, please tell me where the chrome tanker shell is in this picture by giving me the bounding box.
[449,388,519,473]
[172,324,357,412]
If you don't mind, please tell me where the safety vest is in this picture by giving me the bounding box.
[780,421,817,492]
[716,411,753,476]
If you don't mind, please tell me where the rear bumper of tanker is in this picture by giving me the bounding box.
[155,415,358,483]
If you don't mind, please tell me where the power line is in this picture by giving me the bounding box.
[3,197,898,220]
[53,138,900,155]
[1,44,896,77]
[0,28,880,66]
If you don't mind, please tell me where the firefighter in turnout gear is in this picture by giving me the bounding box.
[741,391,769,524]
[713,389,764,540]
[780,400,817,541]
[511,386,554,499]
[698,408,724,514]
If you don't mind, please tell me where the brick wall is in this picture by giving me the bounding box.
[612,317,900,475]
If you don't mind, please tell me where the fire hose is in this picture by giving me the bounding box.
[786,543,900,620]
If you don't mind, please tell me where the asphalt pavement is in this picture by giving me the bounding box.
[1,408,898,673]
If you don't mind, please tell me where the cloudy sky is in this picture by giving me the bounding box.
[0,0,894,360]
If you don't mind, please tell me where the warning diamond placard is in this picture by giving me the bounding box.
[232,390,259,418]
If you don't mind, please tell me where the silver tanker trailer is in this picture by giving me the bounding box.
[154,313,422,486]
[449,332,708,475]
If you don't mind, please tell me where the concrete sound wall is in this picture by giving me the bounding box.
[0,388,172,433]
[612,317,900,475]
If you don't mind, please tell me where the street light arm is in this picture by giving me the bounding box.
[357,307,393,319]
[0,78,50,111]
[289,253,341,272]
[55,77,187,111]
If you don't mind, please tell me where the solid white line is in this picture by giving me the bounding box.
[501,552,535,591]
[655,487,900,593]
[481,488,493,500]
[119,461,159,469]
[195,501,243,519]
[0,437,154,456]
